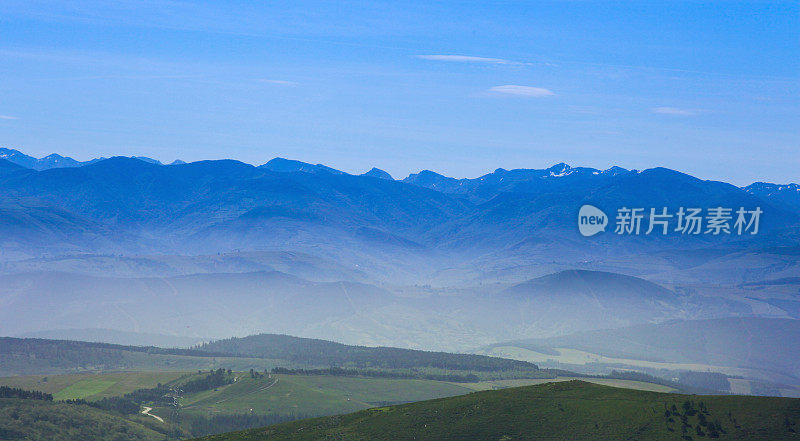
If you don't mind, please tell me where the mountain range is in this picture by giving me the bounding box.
[1,148,799,391]
[0,149,797,265]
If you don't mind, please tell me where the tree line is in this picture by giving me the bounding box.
[270,366,481,383]
[0,385,53,401]
[194,334,540,372]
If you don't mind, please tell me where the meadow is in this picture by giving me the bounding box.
[194,380,800,441]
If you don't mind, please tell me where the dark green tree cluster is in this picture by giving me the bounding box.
[271,366,481,382]
[0,398,162,441]
[180,369,233,393]
[180,412,309,438]
[663,399,726,439]
[0,386,53,401]
[66,396,141,415]
[678,371,731,393]
[0,337,231,373]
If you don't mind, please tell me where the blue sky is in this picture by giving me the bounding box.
[0,1,797,185]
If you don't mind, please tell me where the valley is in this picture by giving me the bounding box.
[1,153,798,439]
[0,336,688,440]
[192,381,800,441]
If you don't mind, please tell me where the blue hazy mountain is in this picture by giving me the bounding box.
[1,151,798,388]
[0,147,184,170]
[0,269,396,341]
[361,167,393,180]
[0,147,105,170]
[0,153,797,263]
[0,158,25,176]
[259,157,345,175]
[745,182,800,212]
[402,163,629,202]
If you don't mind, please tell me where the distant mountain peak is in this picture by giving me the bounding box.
[131,156,163,165]
[0,148,81,170]
[362,167,393,180]
[402,170,467,192]
[0,147,177,171]
[744,182,800,211]
[545,163,572,177]
[603,166,628,176]
[745,182,800,193]
[260,157,345,175]
[414,169,446,178]
[0,147,38,169]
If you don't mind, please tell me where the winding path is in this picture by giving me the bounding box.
[141,406,164,423]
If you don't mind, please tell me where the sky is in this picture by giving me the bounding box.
[0,1,798,185]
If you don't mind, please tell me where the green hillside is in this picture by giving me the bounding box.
[0,397,164,441]
[0,336,542,380]
[1,370,684,439]
[194,380,800,441]
[482,317,800,393]
[194,334,539,372]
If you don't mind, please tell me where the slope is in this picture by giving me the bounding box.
[194,380,800,441]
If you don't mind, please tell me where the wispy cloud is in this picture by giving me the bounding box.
[488,85,555,97]
[650,106,699,116]
[0,115,18,120]
[417,55,522,65]
[257,79,299,86]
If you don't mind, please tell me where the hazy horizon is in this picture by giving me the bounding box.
[1,1,797,186]
[2,146,798,186]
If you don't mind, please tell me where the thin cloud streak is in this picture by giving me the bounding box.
[650,106,699,116]
[417,54,523,65]
[0,115,18,120]
[488,85,554,97]
[257,79,299,86]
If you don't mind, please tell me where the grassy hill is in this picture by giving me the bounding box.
[0,337,293,376]
[194,333,539,372]
[481,317,800,392]
[0,371,686,439]
[0,397,165,441]
[0,335,544,380]
[194,380,800,441]
[0,371,189,401]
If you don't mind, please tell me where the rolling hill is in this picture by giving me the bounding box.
[193,380,800,441]
[0,270,395,340]
[0,334,542,379]
[194,333,538,372]
[1,152,799,398]
[458,270,689,339]
[482,317,800,388]
[0,396,165,441]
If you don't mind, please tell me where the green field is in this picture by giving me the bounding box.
[195,380,800,441]
[0,371,189,401]
[53,379,118,400]
[0,370,692,440]
[173,373,679,421]
[1,370,678,415]
[177,374,474,417]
